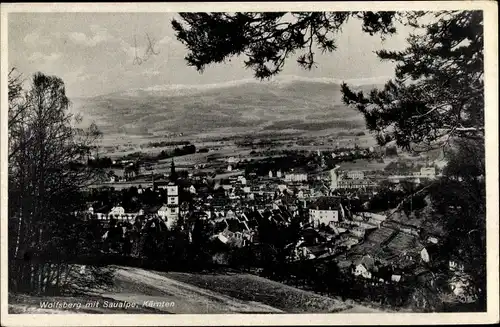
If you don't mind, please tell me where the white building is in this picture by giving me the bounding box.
[165,183,179,229]
[354,264,372,279]
[110,206,125,216]
[276,170,282,178]
[329,166,341,190]
[189,185,197,194]
[284,173,308,182]
[309,196,345,227]
[346,170,365,180]
[237,176,247,185]
[337,178,376,190]
[420,167,436,179]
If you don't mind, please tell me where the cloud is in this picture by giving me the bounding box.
[64,67,96,83]
[28,51,61,63]
[67,25,113,47]
[23,31,52,46]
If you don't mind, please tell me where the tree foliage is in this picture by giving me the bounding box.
[172,12,415,79]
[429,138,486,308]
[341,11,483,151]
[8,70,104,294]
[172,11,483,152]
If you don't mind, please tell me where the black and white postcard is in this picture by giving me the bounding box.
[1,2,498,326]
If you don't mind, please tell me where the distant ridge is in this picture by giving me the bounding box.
[95,75,391,98]
[71,75,387,139]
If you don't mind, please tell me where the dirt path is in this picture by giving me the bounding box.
[98,267,283,313]
[10,266,384,314]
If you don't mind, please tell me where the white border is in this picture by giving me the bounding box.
[1,2,498,326]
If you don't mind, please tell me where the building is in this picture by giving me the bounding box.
[165,182,179,229]
[284,173,308,182]
[309,196,345,227]
[337,178,377,190]
[329,166,341,190]
[346,170,365,180]
[353,263,372,279]
[419,167,436,179]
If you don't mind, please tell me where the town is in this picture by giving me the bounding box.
[6,7,489,319]
[74,138,471,307]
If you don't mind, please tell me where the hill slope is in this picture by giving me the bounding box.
[9,266,385,314]
[71,78,382,141]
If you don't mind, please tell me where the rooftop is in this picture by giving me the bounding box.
[309,196,342,210]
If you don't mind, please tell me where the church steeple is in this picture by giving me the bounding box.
[170,158,178,182]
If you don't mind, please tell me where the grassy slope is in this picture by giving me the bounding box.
[158,271,352,313]
[9,265,371,314]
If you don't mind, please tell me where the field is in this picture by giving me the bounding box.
[159,271,351,313]
[71,79,379,152]
[8,266,382,314]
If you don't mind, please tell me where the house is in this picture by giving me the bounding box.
[353,263,372,279]
[286,239,332,261]
[309,196,345,227]
[284,173,308,182]
[110,206,125,216]
[337,178,377,190]
[391,274,402,283]
[420,248,430,263]
[352,254,376,279]
[347,171,365,180]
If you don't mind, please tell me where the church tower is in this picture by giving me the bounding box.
[165,182,179,229]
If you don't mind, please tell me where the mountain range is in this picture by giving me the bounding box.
[70,76,385,141]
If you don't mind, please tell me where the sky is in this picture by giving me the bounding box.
[9,12,415,98]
